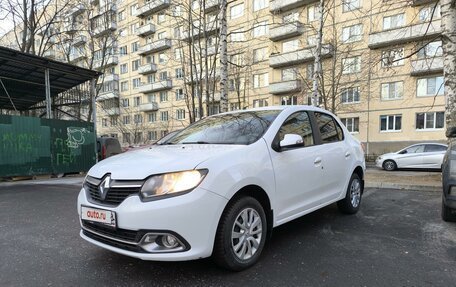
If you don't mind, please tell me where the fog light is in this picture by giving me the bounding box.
[161,235,179,249]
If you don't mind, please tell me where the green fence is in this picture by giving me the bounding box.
[0,115,96,177]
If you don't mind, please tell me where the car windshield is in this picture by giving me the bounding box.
[167,110,281,145]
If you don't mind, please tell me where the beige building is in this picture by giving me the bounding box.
[0,0,446,155]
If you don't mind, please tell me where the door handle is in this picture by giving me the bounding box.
[345,152,351,158]
[314,157,322,165]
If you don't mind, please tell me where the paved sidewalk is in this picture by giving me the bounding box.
[365,166,441,192]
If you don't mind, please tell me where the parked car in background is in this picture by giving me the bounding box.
[376,143,448,171]
[78,106,365,271]
[97,137,122,161]
[442,128,456,222]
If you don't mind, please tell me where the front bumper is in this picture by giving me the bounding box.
[375,158,383,168]
[77,186,228,261]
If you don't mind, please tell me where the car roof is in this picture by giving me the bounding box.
[212,105,332,116]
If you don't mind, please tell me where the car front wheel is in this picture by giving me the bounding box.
[213,196,267,271]
[383,160,397,171]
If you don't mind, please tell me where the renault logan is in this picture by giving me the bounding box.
[78,106,365,271]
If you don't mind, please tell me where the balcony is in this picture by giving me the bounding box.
[92,22,117,37]
[103,74,119,82]
[269,80,302,95]
[103,107,120,115]
[138,80,173,93]
[93,56,119,69]
[136,23,156,37]
[136,0,170,17]
[138,39,172,55]
[139,102,159,111]
[204,0,220,13]
[410,57,443,76]
[69,4,85,16]
[368,19,442,49]
[69,51,86,62]
[138,63,158,74]
[91,5,117,18]
[72,35,87,46]
[269,21,304,41]
[97,91,119,101]
[202,93,221,103]
[270,0,318,13]
[64,22,78,34]
[269,44,333,68]
[180,20,218,41]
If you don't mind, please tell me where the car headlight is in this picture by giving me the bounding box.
[140,169,208,201]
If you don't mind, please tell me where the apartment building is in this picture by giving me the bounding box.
[0,0,446,154]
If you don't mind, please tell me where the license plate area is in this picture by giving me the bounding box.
[81,205,116,228]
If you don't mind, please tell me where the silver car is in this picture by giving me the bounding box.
[376,143,448,171]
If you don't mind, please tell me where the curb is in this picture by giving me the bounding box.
[365,182,441,192]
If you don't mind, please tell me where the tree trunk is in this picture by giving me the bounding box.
[312,0,324,107]
[441,0,456,138]
[219,0,228,113]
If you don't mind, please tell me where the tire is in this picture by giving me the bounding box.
[213,196,267,271]
[337,173,363,214]
[441,197,456,222]
[382,160,397,171]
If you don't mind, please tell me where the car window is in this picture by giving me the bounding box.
[314,112,343,143]
[404,145,425,154]
[425,144,447,152]
[277,111,314,147]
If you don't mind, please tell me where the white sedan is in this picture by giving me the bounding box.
[376,143,448,171]
[78,106,365,271]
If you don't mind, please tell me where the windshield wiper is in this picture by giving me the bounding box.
[181,141,211,144]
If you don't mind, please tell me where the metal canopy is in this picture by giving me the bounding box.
[0,45,101,111]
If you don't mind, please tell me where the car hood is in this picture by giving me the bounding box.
[88,144,243,180]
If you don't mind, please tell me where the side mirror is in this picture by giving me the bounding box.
[280,134,304,149]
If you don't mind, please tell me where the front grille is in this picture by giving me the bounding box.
[82,221,146,243]
[85,178,142,206]
[83,229,147,253]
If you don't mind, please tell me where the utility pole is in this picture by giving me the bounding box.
[219,0,228,113]
[312,0,324,107]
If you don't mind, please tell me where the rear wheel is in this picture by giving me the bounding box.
[442,197,456,222]
[213,196,267,271]
[337,173,362,214]
[383,160,397,171]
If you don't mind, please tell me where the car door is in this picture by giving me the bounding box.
[313,112,352,201]
[422,144,447,168]
[269,110,326,222]
[396,145,425,168]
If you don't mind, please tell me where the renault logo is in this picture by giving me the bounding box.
[99,175,111,200]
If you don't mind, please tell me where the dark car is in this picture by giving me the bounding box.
[442,128,456,221]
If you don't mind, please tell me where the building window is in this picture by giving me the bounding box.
[281,68,296,81]
[123,115,131,125]
[132,78,141,89]
[134,114,142,124]
[417,76,444,97]
[253,73,269,88]
[161,130,168,138]
[123,133,130,143]
[176,109,186,120]
[253,47,268,63]
[380,115,402,132]
[174,48,182,60]
[416,112,444,130]
[160,91,168,102]
[208,104,220,115]
[148,131,158,141]
[253,0,268,11]
[134,96,141,106]
[341,117,359,133]
[381,48,404,67]
[159,71,168,81]
[342,0,360,12]
[102,118,108,127]
[110,116,118,126]
[159,52,168,64]
[148,112,157,122]
[281,96,297,105]
[175,68,184,79]
[308,5,320,22]
[130,4,138,16]
[231,28,245,42]
[110,133,118,138]
[341,87,360,103]
[176,88,184,100]
[417,41,443,58]
[419,5,441,22]
[253,21,268,37]
[120,63,128,74]
[381,81,403,100]
[119,28,127,37]
[120,81,128,92]
[253,99,268,108]
[121,98,129,107]
[282,39,299,53]
[383,14,405,30]
[230,102,240,111]
[160,111,169,121]
[157,31,167,39]
[157,12,166,23]
[342,56,361,74]
[119,46,128,56]
[118,10,126,21]
[132,59,140,71]
[341,24,362,43]
[230,3,244,20]
[131,41,140,52]
[130,23,139,35]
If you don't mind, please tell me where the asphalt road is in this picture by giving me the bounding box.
[1,183,455,287]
